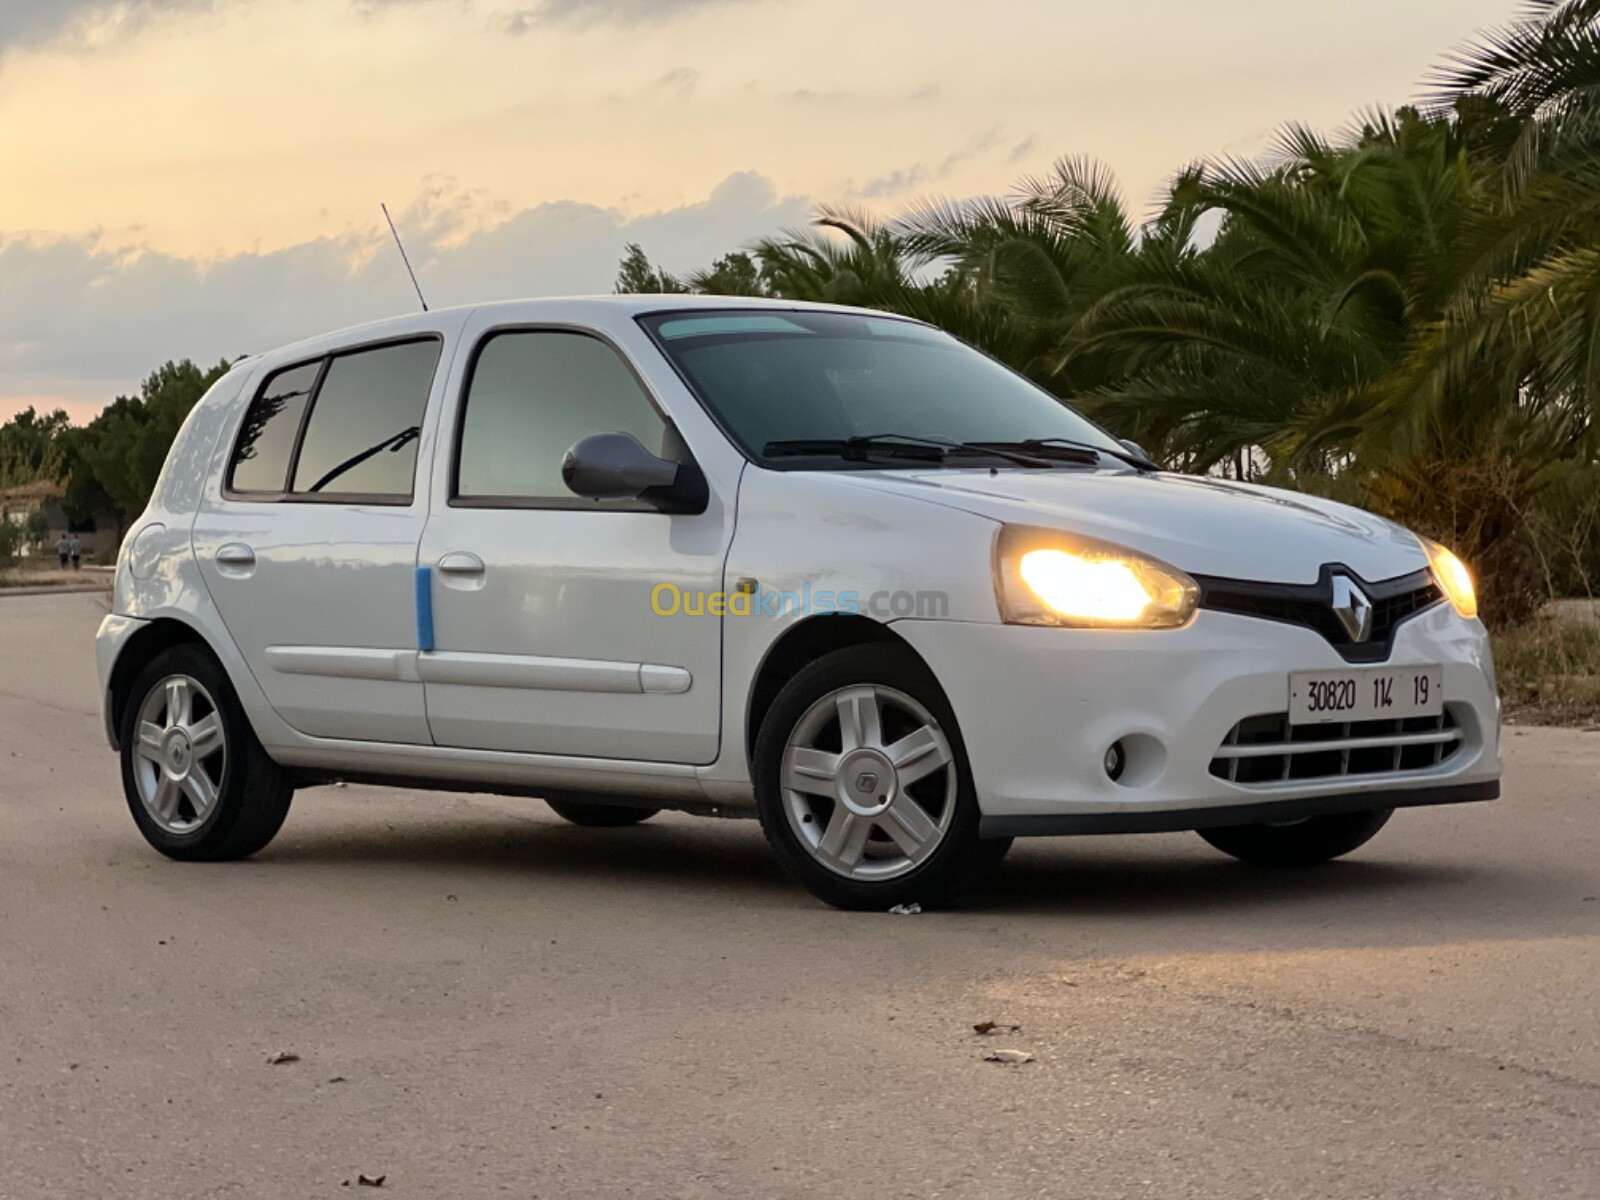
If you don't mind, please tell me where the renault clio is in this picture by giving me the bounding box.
[96,297,1500,909]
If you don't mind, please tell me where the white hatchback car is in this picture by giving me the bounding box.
[96,297,1501,909]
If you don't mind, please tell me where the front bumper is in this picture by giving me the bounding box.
[891,602,1502,825]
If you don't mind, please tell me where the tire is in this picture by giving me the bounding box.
[119,644,294,861]
[753,643,1010,911]
[1198,808,1394,867]
[545,797,660,827]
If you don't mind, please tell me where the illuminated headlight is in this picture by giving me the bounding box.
[995,525,1198,629]
[1420,537,1478,619]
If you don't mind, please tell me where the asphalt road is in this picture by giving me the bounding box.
[2,592,1597,1199]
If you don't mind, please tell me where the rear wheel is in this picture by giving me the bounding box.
[544,798,660,827]
[1198,808,1393,867]
[754,644,1009,911]
[119,645,294,861]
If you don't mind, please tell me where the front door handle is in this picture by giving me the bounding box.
[215,543,256,567]
[437,551,485,576]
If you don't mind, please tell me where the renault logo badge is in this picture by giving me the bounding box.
[1331,576,1374,643]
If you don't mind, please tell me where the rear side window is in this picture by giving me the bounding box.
[227,361,320,493]
[455,331,667,502]
[225,338,442,501]
[291,340,441,497]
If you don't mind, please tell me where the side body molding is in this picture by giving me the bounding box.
[417,652,691,695]
[263,647,422,683]
[265,647,693,696]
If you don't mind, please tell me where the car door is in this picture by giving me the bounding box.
[416,322,730,764]
[192,332,452,744]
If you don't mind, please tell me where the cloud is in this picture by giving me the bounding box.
[0,172,809,418]
[0,0,758,51]
[496,0,769,31]
[0,0,217,49]
[646,66,700,98]
[846,126,1007,200]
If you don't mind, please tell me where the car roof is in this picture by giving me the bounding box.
[248,294,909,367]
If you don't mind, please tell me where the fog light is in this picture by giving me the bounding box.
[1104,741,1126,782]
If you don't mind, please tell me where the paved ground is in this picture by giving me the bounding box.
[2,592,1597,1199]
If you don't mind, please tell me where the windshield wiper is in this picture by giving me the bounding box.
[963,440,1099,467]
[763,435,946,462]
[999,437,1161,473]
[763,434,1055,468]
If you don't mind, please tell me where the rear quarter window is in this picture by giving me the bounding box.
[227,361,320,494]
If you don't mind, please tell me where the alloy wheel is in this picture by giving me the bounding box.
[779,684,958,881]
[131,674,228,835]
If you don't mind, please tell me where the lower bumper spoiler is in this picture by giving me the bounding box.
[979,779,1499,839]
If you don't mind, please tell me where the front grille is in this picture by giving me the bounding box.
[1193,566,1445,664]
[1209,708,1464,786]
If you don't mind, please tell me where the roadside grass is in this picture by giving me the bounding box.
[0,562,110,590]
[1494,601,1600,726]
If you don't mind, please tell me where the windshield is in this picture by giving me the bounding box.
[637,310,1128,468]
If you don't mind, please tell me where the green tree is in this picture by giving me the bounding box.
[1406,0,1600,440]
[686,251,769,296]
[0,407,70,487]
[615,243,687,294]
[65,359,231,536]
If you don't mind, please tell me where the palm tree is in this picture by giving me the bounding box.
[891,156,1150,397]
[740,206,914,304]
[1054,111,1494,471]
[1414,0,1600,437]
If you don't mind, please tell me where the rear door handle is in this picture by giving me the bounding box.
[437,551,485,576]
[215,543,256,567]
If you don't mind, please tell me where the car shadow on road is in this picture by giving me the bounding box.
[251,807,1574,944]
[263,811,798,902]
[958,839,1586,951]
[981,848,1480,913]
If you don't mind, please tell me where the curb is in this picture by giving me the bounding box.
[0,585,113,599]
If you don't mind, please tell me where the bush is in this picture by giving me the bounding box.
[1493,608,1600,706]
[23,509,49,552]
[0,520,20,568]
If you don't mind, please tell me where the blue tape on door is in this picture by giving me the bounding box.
[415,566,435,652]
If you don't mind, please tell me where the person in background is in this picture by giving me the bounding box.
[68,533,82,570]
[56,533,69,569]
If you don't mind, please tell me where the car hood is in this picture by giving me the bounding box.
[844,468,1429,584]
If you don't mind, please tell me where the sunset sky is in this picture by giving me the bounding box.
[1,0,1518,422]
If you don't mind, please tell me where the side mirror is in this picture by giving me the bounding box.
[561,431,708,514]
[1120,438,1151,462]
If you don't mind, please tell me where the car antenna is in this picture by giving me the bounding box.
[381,202,429,313]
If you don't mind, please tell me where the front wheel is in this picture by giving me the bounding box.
[1198,808,1393,867]
[119,644,294,861]
[754,644,1009,911]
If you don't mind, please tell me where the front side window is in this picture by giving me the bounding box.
[227,361,320,493]
[456,330,667,502]
[290,340,441,498]
[638,309,1128,468]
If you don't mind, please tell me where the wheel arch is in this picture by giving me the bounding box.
[744,615,934,771]
[107,618,222,749]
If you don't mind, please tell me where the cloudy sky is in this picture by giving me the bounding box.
[1,0,1517,421]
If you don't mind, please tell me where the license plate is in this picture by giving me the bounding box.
[1288,665,1444,726]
